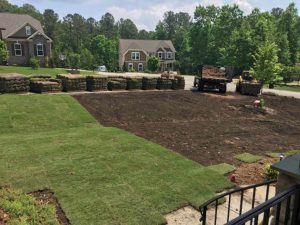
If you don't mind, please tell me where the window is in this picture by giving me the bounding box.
[25,26,31,36]
[158,51,163,59]
[14,43,22,56]
[36,44,44,56]
[131,52,140,60]
[128,63,133,70]
[167,52,173,59]
[138,63,143,72]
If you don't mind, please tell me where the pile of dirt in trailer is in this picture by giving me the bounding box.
[74,91,300,166]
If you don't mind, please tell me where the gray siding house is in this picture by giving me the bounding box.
[119,39,176,72]
[0,13,52,66]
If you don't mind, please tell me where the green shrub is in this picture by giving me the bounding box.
[0,39,8,65]
[147,57,160,72]
[128,67,136,72]
[29,57,40,70]
[264,163,279,180]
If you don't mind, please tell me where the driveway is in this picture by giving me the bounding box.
[100,72,300,98]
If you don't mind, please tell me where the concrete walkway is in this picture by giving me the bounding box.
[165,186,275,225]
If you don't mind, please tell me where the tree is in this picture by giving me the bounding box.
[68,53,81,70]
[147,57,160,72]
[43,9,59,40]
[0,40,8,65]
[118,18,138,39]
[99,13,118,38]
[80,48,94,70]
[250,41,282,85]
[138,30,152,39]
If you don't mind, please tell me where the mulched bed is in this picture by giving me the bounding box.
[73,91,300,166]
[30,189,71,225]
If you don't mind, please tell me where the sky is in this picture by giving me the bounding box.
[8,0,300,30]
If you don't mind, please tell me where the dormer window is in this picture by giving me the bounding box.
[167,52,173,59]
[25,26,31,36]
[131,52,140,60]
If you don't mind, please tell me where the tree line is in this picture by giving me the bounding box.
[0,0,300,79]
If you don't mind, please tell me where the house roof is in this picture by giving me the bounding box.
[0,13,44,39]
[120,39,176,55]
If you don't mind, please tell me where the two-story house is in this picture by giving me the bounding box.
[0,13,52,66]
[119,39,176,72]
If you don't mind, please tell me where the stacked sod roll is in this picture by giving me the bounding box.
[86,75,108,91]
[107,77,127,91]
[156,77,172,90]
[126,77,143,90]
[0,73,30,93]
[57,74,86,92]
[142,77,158,90]
[29,75,62,93]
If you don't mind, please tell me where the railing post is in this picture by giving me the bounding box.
[201,205,207,225]
[291,190,300,225]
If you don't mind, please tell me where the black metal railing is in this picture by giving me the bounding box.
[225,184,300,225]
[199,180,277,225]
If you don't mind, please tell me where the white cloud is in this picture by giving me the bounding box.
[233,0,253,15]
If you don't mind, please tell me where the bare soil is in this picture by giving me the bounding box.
[74,91,300,166]
[30,189,71,225]
[0,209,9,225]
[229,157,278,185]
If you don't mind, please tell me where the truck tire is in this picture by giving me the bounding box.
[219,83,227,93]
[198,81,204,91]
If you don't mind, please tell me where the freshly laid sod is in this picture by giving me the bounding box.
[267,150,300,158]
[0,66,94,78]
[235,153,263,163]
[0,94,233,225]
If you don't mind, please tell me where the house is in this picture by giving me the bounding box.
[119,39,176,72]
[0,13,52,66]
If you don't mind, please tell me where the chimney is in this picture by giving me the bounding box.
[0,28,5,40]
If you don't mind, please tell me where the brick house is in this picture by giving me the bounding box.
[119,39,176,72]
[0,13,52,66]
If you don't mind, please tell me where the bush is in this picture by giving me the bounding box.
[128,68,136,73]
[67,53,81,70]
[29,57,40,70]
[147,57,160,72]
[0,40,8,65]
[264,163,279,180]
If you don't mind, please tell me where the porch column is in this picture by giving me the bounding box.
[271,154,300,225]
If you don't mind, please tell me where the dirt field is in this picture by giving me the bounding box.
[74,91,300,166]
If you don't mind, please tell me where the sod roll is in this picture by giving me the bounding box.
[57,74,86,92]
[0,73,30,93]
[86,75,108,91]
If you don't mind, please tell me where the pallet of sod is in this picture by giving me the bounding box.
[142,77,157,90]
[172,76,185,90]
[0,73,30,93]
[156,78,172,90]
[86,75,108,91]
[239,82,262,96]
[126,77,142,90]
[57,74,86,92]
[108,78,127,91]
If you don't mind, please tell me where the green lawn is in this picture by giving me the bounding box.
[0,66,94,78]
[0,94,233,225]
[264,83,300,92]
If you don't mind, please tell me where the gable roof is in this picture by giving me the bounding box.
[0,13,44,39]
[120,39,176,55]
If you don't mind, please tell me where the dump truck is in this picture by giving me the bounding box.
[236,71,262,96]
[194,65,234,93]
